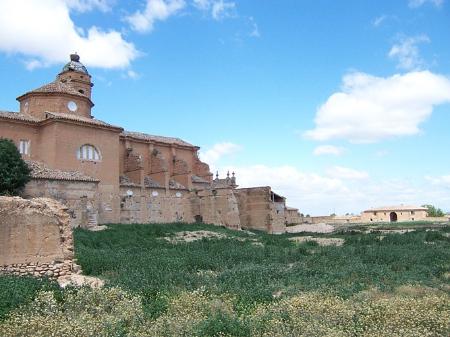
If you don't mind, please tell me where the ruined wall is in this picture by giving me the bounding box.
[425,216,450,222]
[304,215,361,225]
[272,201,286,234]
[286,209,303,225]
[119,186,193,224]
[23,178,98,228]
[0,197,74,278]
[306,216,334,224]
[118,186,241,229]
[196,189,241,230]
[235,187,286,234]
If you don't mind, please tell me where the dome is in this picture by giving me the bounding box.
[62,54,89,75]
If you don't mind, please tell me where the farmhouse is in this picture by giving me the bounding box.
[361,205,428,223]
[0,54,292,234]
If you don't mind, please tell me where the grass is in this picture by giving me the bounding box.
[1,222,449,336]
[73,223,450,317]
[0,275,60,320]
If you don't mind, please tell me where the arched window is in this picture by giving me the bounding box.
[77,144,101,161]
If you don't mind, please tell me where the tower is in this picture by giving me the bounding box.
[58,53,93,100]
[16,54,95,119]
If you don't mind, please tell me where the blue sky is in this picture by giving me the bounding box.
[0,0,449,215]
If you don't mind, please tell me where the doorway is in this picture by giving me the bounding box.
[390,212,398,222]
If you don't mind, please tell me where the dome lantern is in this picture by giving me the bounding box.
[62,53,89,75]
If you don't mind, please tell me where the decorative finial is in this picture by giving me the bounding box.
[70,53,80,62]
[216,171,219,179]
[232,171,235,177]
[227,171,230,178]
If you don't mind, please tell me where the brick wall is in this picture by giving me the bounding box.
[0,197,74,278]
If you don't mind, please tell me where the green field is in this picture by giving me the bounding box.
[1,223,449,336]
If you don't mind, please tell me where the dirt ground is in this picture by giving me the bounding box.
[289,236,345,246]
[164,230,264,246]
[286,223,335,234]
[164,231,228,243]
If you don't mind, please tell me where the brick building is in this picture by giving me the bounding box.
[0,54,292,234]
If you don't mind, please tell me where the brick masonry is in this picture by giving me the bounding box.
[0,197,75,278]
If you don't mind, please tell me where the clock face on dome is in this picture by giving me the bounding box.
[67,101,78,112]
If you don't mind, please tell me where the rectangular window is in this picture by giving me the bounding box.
[19,140,30,155]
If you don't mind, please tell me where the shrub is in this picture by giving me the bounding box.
[422,204,445,217]
[0,138,31,196]
[0,287,144,337]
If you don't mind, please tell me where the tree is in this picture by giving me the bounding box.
[422,204,445,217]
[0,138,31,196]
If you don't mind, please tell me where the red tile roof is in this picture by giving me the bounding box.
[45,111,122,130]
[121,131,194,147]
[364,205,428,212]
[26,160,99,182]
[29,81,88,98]
[0,111,40,123]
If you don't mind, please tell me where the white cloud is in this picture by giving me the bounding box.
[425,175,450,189]
[326,166,369,180]
[313,145,345,156]
[372,15,387,27]
[192,0,209,10]
[249,16,260,38]
[221,164,353,215]
[228,164,348,197]
[199,142,241,165]
[212,0,235,20]
[125,0,186,33]
[220,163,450,215]
[193,0,236,20]
[389,35,430,70]
[124,70,140,80]
[408,0,444,8]
[375,150,389,158]
[64,0,113,12]
[0,0,138,70]
[304,71,450,143]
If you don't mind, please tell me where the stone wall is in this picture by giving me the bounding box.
[425,216,450,222]
[305,215,334,224]
[0,197,74,278]
[119,186,192,224]
[286,209,303,225]
[196,188,241,230]
[23,178,98,228]
[236,187,286,234]
[118,186,241,229]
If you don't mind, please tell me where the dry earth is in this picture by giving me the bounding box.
[57,274,105,288]
[286,223,335,234]
[164,231,228,243]
[289,236,345,246]
[164,230,263,246]
[366,228,416,234]
[87,225,108,232]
